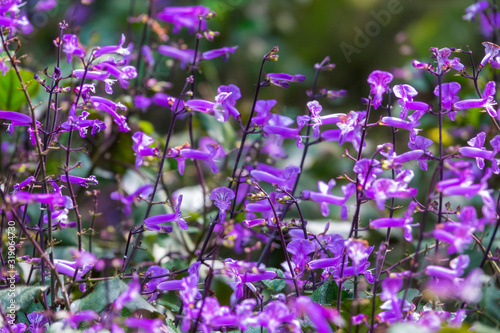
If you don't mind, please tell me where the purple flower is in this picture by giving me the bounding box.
[13,176,35,191]
[345,238,373,275]
[168,143,220,175]
[367,70,393,109]
[59,111,106,137]
[250,164,301,192]
[10,191,66,210]
[60,174,98,187]
[89,96,130,132]
[287,239,315,272]
[123,318,163,331]
[335,110,366,146]
[379,116,420,141]
[463,1,489,21]
[0,59,8,75]
[433,221,475,255]
[92,58,137,90]
[158,45,196,69]
[134,95,151,112]
[93,34,130,58]
[0,3,32,35]
[156,6,211,34]
[144,195,188,232]
[251,301,299,333]
[64,310,99,329]
[54,255,96,292]
[143,265,169,294]
[214,84,241,121]
[393,84,429,119]
[152,92,185,112]
[353,158,383,187]
[223,259,277,298]
[480,41,500,67]
[458,132,493,170]
[455,81,497,118]
[114,274,141,311]
[263,73,306,88]
[111,184,153,215]
[370,201,419,242]
[0,323,27,333]
[377,275,410,324]
[302,180,356,220]
[294,296,344,332]
[364,170,418,210]
[0,110,35,134]
[35,0,56,11]
[431,47,465,74]
[61,34,85,63]
[408,135,433,171]
[263,115,307,148]
[202,46,238,61]
[381,148,424,171]
[73,69,110,81]
[27,311,48,333]
[132,131,157,169]
[251,99,278,126]
[425,254,470,280]
[210,187,235,222]
[304,100,323,138]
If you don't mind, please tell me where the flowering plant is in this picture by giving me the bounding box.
[0,1,499,333]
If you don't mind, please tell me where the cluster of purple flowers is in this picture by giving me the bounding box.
[1,1,500,333]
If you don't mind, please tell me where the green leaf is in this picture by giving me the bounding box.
[70,277,157,314]
[262,268,286,292]
[245,326,269,333]
[0,286,48,313]
[397,288,420,302]
[0,68,40,111]
[157,299,180,312]
[470,321,499,333]
[311,280,337,305]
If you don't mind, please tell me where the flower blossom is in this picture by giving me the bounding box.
[132,131,157,169]
[263,72,306,88]
[156,6,211,33]
[455,81,497,118]
[286,239,316,273]
[302,179,356,220]
[210,187,235,222]
[364,169,418,210]
[0,110,40,145]
[89,96,130,132]
[93,34,130,58]
[250,164,301,192]
[393,84,429,120]
[479,41,500,67]
[111,184,153,215]
[263,115,308,149]
[168,143,220,175]
[433,82,461,121]
[61,34,85,63]
[114,274,141,311]
[60,174,98,187]
[27,311,49,333]
[144,195,188,232]
[370,201,419,242]
[59,111,106,138]
[367,70,393,109]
